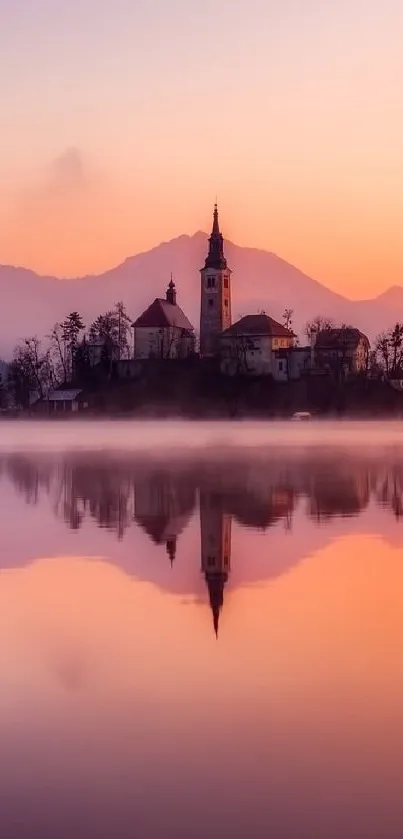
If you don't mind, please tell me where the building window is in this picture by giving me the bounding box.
[207,276,216,288]
[224,299,228,307]
[208,298,214,307]
[278,361,284,372]
[224,276,229,289]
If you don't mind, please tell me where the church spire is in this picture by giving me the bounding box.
[205,571,228,638]
[204,203,227,270]
[212,203,220,236]
[166,537,177,566]
[166,274,177,305]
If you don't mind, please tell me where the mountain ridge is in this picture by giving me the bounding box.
[0,231,402,357]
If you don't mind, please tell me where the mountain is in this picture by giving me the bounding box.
[0,231,401,357]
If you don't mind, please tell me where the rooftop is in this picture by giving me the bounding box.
[222,314,294,339]
[46,389,82,402]
[132,298,194,331]
[315,328,370,349]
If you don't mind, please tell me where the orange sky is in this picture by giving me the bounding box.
[1,0,403,298]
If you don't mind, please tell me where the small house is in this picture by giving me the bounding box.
[220,314,294,379]
[45,389,87,413]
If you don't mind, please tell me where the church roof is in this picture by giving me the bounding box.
[203,204,228,271]
[132,298,194,331]
[222,314,294,339]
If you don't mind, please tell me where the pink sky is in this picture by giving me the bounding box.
[1,0,403,298]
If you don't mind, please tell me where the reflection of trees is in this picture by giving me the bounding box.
[5,456,53,505]
[374,464,403,519]
[198,465,296,531]
[5,452,403,542]
[305,462,372,521]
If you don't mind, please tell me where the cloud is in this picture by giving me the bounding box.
[46,146,88,194]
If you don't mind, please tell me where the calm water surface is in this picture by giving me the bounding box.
[2,421,403,838]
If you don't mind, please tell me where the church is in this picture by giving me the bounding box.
[131,203,295,378]
[199,205,295,379]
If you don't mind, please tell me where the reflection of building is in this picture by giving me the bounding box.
[134,472,195,563]
[307,465,371,521]
[200,490,231,636]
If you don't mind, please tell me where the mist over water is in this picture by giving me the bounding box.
[1,420,403,838]
[2,418,403,454]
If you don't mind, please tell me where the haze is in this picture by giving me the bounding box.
[1,0,403,298]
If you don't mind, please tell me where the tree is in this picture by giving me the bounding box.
[282,308,294,332]
[375,323,403,378]
[8,338,55,408]
[227,336,256,374]
[62,312,85,381]
[114,301,132,360]
[74,335,93,385]
[49,323,68,384]
[90,303,132,365]
[304,316,334,342]
[389,323,403,376]
[0,373,5,409]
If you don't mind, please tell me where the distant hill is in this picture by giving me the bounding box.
[0,231,401,357]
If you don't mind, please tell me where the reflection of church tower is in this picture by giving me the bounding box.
[200,489,231,637]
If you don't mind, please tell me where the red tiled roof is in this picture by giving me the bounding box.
[132,299,194,331]
[222,314,294,338]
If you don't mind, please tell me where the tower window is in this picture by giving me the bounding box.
[224,277,229,289]
[208,298,214,307]
[207,276,216,289]
[224,299,228,307]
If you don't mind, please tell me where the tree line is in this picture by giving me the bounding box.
[2,302,132,408]
[2,304,403,410]
[283,309,403,378]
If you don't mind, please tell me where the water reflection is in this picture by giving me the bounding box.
[3,450,403,636]
[4,449,403,529]
[3,446,403,837]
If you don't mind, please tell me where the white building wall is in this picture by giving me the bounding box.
[221,334,294,380]
[133,326,194,360]
[220,334,271,375]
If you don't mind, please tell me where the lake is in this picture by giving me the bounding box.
[2,420,403,838]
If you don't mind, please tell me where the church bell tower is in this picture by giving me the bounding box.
[200,205,232,356]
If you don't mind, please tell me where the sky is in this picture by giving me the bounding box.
[1,0,403,297]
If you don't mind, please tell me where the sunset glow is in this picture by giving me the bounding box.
[1,0,403,296]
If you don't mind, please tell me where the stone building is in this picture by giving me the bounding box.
[131,279,195,359]
[200,205,232,356]
[220,313,294,379]
[314,327,370,375]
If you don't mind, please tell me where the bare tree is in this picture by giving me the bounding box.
[375,323,403,378]
[282,308,294,332]
[304,316,334,342]
[114,301,132,360]
[230,336,255,374]
[49,323,68,384]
